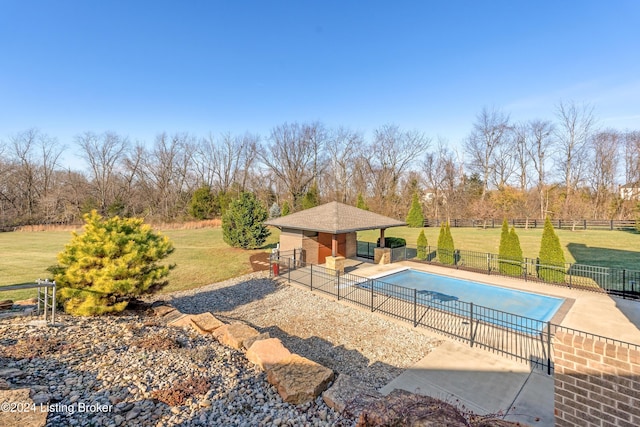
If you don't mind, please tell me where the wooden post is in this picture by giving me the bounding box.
[379,228,386,248]
[332,234,338,257]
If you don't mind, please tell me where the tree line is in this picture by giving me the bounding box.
[1,100,639,227]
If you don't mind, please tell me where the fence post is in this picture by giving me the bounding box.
[487,254,491,275]
[413,288,417,327]
[288,257,291,282]
[371,280,374,312]
[337,271,340,300]
[547,322,552,375]
[524,260,528,281]
[622,269,626,299]
[610,219,614,231]
[310,264,313,291]
[469,302,474,347]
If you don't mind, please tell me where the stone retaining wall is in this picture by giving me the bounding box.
[554,331,640,427]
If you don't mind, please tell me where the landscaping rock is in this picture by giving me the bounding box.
[152,305,177,317]
[0,368,24,380]
[266,354,334,405]
[246,338,292,370]
[212,323,259,349]
[0,300,13,310]
[0,388,47,427]
[243,332,271,350]
[189,312,224,333]
[356,389,469,427]
[14,298,37,306]
[0,378,10,390]
[322,373,382,416]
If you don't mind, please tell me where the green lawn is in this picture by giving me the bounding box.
[2,224,637,303]
[0,227,280,302]
[357,226,640,270]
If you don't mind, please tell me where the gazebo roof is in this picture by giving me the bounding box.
[264,201,406,234]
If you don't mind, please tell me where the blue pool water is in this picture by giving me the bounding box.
[375,269,564,329]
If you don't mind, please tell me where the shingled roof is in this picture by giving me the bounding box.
[264,201,406,234]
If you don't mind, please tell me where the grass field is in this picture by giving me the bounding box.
[357,226,640,270]
[1,224,638,302]
[0,227,280,302]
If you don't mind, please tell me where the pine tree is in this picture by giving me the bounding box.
[189,186,214,219]
[416,230,428,260]
[406,193,424,227]
[52,211,174,316]
[508,227,524,277]
[498,219,510,274]
[356,193,369,210]
[437,222,455,265]
[301,182,320,210]
[538,217,566,283]
[222,192,271,249]
[281,200,290,216]
[269,202,281,218]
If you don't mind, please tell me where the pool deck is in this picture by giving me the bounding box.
[340,259,640,426]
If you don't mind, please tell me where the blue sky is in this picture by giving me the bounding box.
[1,1,639,167]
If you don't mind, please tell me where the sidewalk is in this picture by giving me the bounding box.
[380,340,554,426]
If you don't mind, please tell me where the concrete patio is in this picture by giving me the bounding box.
[309,258,640,426]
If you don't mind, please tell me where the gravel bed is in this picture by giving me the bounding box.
[1,272,440,426]
[1,313,347,427]
[156,271,442,390]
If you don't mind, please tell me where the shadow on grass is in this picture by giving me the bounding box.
[566,242,640,270]
[568,242,640,333]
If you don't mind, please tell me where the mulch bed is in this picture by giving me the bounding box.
[249,252,271,272]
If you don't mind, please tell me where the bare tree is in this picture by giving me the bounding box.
[6,129,64,223]
[422,139,459,221]
[365,124,431,216]
[554,100,596,216]
[259,122,328,209]
[139,132,197,220]
[76,131,129,215]
[523,119,555,219]
[326,127,363,204]
[464,107,511,199]
[588,129,620,218]
[623,130,640,186]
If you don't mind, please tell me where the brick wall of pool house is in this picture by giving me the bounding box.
[553,331,640,426]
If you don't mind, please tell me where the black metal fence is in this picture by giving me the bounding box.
[357,243,640,300]
[269,255,640,375]
[423,218,638,231]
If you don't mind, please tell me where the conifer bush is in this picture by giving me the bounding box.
[189,186,214,219]
[281,200,290,216]
[222,192,270,249]
[437,222,455,265]
[538,217,566,283]
[416,230,428,260]
[51,211,174,316]
[498,219,511,273]
[356,193,369,210]
[406,193,424,227]
[509,227,524,276]
[269,202,281,218]
[498,219,524,276]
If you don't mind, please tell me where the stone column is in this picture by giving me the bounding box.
[374,248,391,265]
[325,256,345,274]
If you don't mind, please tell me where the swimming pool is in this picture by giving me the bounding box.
[368,268,564,332]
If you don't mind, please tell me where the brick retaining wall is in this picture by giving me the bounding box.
[554,331,640,426]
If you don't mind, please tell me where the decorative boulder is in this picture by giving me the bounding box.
[212,323,260,349]
[246,338,292,370]
[266,354,334,405]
